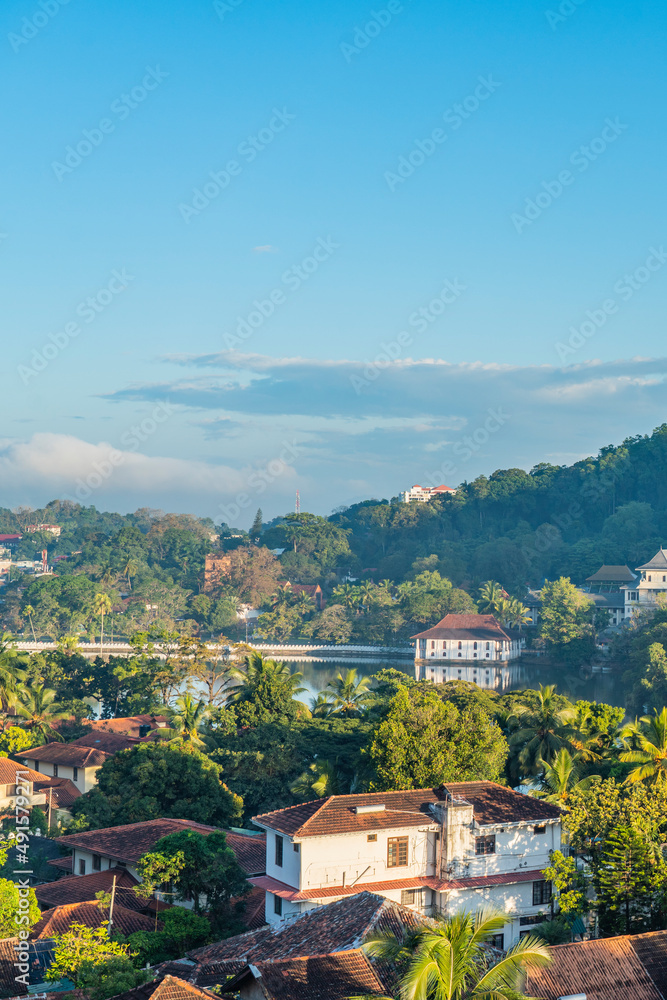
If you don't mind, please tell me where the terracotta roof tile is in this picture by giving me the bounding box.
[0,759,43,784]
[227,951,387,1000]
[34,777,81,808]
[189,890,432,966]
[412,613,512,642]
[56,820,265,875]
[252,782,560,837]
[35,867,142,910]
[30,901,156,939]
[0,938,27,997]
[46,856,73,872]
[23,743,112,767]
[68,731,141,753]
[107,974,225,1000]
[526,932,667,1000]
[90,716,169,738]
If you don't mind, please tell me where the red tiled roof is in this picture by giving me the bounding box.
[47,855,73,872]
[0,759,43,784]
[224,832,266,875]
[0,938,27,996]
[526,930,667,1000]
[31,901,156,939]
[248,874,424,901]
[23,743,112,767]
[189,890,433,966]
[252,782,559,837]
[238,885,266,931]
[108,974,225,1000]
[227,951,387,1000]
[69,730,141,753]
[90,715,169,738]
[34,776,81,808]
[56,819,266,875]
[35,867,142,910]
[423,868,546,891]
[412,613,511,642]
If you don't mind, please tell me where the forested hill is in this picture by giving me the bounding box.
[2,424,667,595]
[330,423,667,589]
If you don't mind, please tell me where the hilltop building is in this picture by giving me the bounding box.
[401,484,457,503]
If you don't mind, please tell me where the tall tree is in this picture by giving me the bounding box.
[159,694,211,748]
[14,684,67,741]
[620,707,667,785]
[509,685,578,777]
[325,669,374,717]
[92,592,113,653]
[249,508,263,542]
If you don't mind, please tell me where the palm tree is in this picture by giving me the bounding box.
[271,584,293,611]
[310,692,334,718]
[507,598,532,630]
[56,635,80,655]
[158,694,211,747]
[477,580,504,615]
[358,581,375,610]
[289,759,352,799]
[325,669,374,716]
[509,685,578,776]
[23,605,37,643]
[122,558,139,591]
[527,748,601,805]
[0,634,28,711]
[332,583,358,610]
[359,907,550,1000]
[14,684,67,741]
[620,708,667,785]
[232,651,308,708]
[92,593,113,654]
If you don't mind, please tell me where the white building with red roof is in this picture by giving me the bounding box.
[412,613,524,683]
[623,547,667,618]
[250,782,561,948]
[401,484,457,503]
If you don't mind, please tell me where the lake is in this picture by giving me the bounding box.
[287,656,627,708]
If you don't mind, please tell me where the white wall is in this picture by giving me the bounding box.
[22,759,99,794]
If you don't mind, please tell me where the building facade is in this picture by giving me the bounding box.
[401,484,457,503]
[623,548,667,618]
[413,614,524,678]
[251,782,561,949]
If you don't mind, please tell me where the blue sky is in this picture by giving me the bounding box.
[1,0,666,526]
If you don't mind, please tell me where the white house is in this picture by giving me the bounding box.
[401,484,457,503]
[250,782,561,949]
[623,547,667,618]
[413,614,524,680]
[21,730,139,794]
[0,759,47,816]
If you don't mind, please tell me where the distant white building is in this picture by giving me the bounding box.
[401,484,457,503]
[623,547,667,618]
[251,782,561,948]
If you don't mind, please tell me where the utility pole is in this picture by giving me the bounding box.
[295,490,300,514]
[108,875,117,936]
[47,787,53,834]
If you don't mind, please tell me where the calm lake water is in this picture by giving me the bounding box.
[288,657,627,709]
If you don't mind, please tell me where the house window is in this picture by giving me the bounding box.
[273,893,283,916]
[92,854,101,871]
[367,834,377,842]
[53,764,59,777]
[520,914,544,926]
[532,881,552,906]
[401,889,421,906]
[473,653,477,658]
[489,934,504,950]
[275,834,284,868]
[473,642,477,650]
[534,825,546,835]
[387,836,408,868]
[293,843,300,853]
[649,575,652,582]
[485,653,490,658]
[73,767,78,781]
[78,859,86,875]
[33,761,39,773]
[486,642,490,649]
[431,640,434,648]
[458,641,462,649]
[475,835,496,856]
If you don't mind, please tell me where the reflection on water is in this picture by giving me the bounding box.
[288,657,626,708]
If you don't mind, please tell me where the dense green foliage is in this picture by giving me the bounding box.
[70,743,242,830]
